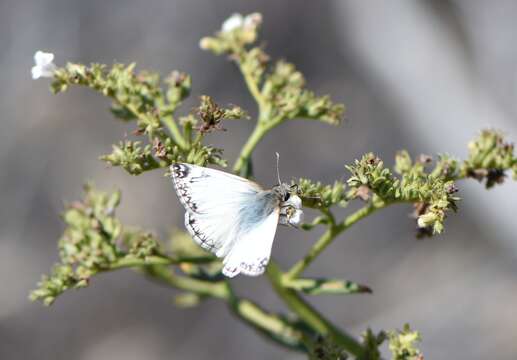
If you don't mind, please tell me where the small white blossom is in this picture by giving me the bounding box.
[221,12,262,33]
[222,13,245,32]
[31,51,57,79]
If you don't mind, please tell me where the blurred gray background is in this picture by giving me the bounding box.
[1,0,517,359]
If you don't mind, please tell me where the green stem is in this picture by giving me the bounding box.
[233,122,267,173]
[243,72,266,110]
[236,50,266,111]
[233,117,282,174]
[334,200,387,233]
[162,115,188,149]
[232,48,285,174]
[227,294,308,351]
[73,80,188,150]
[103,256,309,351]
[144,264,230,299]
[285,227,336,280]
[286,200,387,280]
[148,266,309,351]
[107,255,173,269]
[106,254,214,271]
[231,46,368,357]
[267,261,365,358]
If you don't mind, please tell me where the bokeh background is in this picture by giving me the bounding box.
[2,1,517,359]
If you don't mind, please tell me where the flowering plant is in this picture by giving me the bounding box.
[30,13,517,360]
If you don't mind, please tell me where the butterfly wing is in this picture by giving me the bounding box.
[221,207,279,277]
[171,163,279,277]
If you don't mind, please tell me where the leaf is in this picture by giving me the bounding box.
[284,278,372,295]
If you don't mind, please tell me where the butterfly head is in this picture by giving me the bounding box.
[272,153,303,227]
[274,183,303,228]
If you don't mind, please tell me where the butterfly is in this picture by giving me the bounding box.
[170,156,303,277]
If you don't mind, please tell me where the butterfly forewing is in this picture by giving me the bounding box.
[171,163,279,277]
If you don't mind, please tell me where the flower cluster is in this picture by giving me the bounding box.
[199,12,263,54]
[262,61,344,125]
[31,51,246,173]
[346,152,459,234]
[461,129,517,188]
[200,13,344,128]
[222,13,263,33]
[29,184,220,306]
[295,177,348,210]
[195,95,247,133]
[30,184,126,305]
[311,325,423,360]
[387,325,423,360]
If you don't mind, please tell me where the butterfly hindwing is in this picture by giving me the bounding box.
[171,163,280,276]
[222,207,279,277]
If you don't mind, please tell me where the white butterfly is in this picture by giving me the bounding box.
[170,159,303,277]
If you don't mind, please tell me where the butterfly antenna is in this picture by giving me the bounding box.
[275,152,282,185]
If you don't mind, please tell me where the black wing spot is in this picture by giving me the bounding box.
[171,164,201,213]
[172,163,190,179]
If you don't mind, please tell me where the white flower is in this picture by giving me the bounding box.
[222,13,245,32]
[221,13,262,33]
[31,51,57,79]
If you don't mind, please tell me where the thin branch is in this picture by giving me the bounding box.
[266,261,366,358]
[101,256,309,352]
[233,115,283,173]
[161,114,188,149]
[105,254,214,271]
[285,200,387,280]
[235,50,267,111]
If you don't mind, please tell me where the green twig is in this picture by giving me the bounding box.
[106,254,214,271]
[286,200,387,280]
[227,294,308,351]
[142,264,230,299]
[161,115,188,149]
[266,261,365,358]
[235,50,267,111]
[99,256,309,351]
[233,116,282,173]
[135,263,310,351]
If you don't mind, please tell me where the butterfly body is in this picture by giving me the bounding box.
[170,163,303,277]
